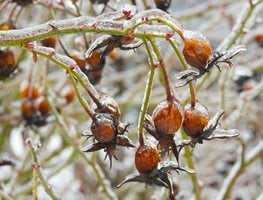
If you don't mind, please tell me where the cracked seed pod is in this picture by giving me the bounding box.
[183,30,212,70]
[152,99,183,135]
[183,102,210,138]
[91,114,116,143]
[135,145,161,174]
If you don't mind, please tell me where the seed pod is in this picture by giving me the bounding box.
[95,93,121,120]
[254,33,263,47]
[40,37,57,48]
[91,114,116,143]
[12,0,33,6]
[37,97,50,115]
[152,99,183,136]
[183,30,212,70]
[0,48,16,80]
[64,89,75,104]
[183,102,210,138]
[21,100,36,120]
[135,145,161,174]
[20,84,40,99]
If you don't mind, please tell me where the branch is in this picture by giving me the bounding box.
[28,140,61,200]
[0,8,183,47]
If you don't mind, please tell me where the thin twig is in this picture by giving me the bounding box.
[216,141,263,200]
[180,128,202,200]
[137,38,156,145]
[29,145,61,200]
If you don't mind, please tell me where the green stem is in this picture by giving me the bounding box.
[30,147,61,200]
[181,129,202,200]
[32,167,38,200]
[46,97,116,200]
[148,37,174,101]
[137,38,156,145]
[68,73,95,120]
[168,39,196,106]
[26,46,100,111]
[0,189,14,200]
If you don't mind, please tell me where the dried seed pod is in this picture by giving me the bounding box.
[154,0,171,11]
[20,84,40,99]
[152,99,183,135]
[12,0,33,6]
[40,37,57,48]
[0,48,16,80]
[91,114,116,143]
[183,30,212,69]
[135,145,161,174]
[37,97,50,115]
[95,93,121,120]
[183,102,210,138]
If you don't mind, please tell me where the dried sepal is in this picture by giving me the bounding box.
[192,110,240,144]
[174,45,246,88]
[116,135,136,148]
[118,161,194,196]
[82,142,107,152]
